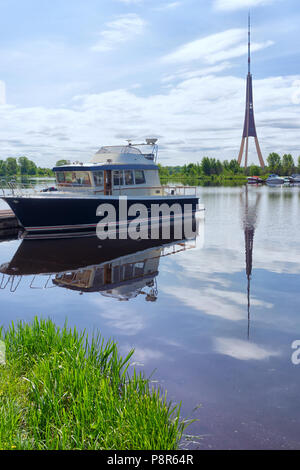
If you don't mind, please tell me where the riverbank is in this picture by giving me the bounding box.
[160,175,248,186]
[0,318,189,450]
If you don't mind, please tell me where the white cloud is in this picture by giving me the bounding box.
[161,62,232,83]
[213,0,277,11]
[291,79,300,104]
[162,285,272,322]
[162,28,273,64]
[0,81,6,105]
[115,0,144,3]
[167,289,245,321]
[92,299,146,335]
[1,73,300,166]
[214,337,280,361]
[122,345,164,364]
[91,14,146,52]
[154,2,182,10]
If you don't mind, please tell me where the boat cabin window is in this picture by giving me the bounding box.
[56,171,91,186]
[93,171,104,186]
[113,170,124,186]
[133,262,145,276]
[124,170,134,185]
[112,262,146,283]
[111,169,147,187]
[134,170,146,184]
[57,172,65,183]
[124,263,134,280]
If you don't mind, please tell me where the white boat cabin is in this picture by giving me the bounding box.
[53,139,163,196]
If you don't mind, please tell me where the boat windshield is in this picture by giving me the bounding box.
[56,171,92,187]
[95,145,142,156]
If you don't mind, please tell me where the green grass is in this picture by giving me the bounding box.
[0,317,190,450]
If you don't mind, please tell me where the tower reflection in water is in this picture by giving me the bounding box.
[240,185,261,338]
[0,218,203,301]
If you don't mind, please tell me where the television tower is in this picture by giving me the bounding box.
[237,13,265,168]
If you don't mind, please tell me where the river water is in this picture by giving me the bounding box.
[0,185,300,450]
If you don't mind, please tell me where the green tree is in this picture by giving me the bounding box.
[282,154,295,176]
[55,159,69,167]
[215,160,224,175]
[5,157,18,176]
[18,156,31,175]
[17,157,37,175]
[223,160,230,172]
[158,163,169,179]
[27,160,37,175]
[267,153,281,173]
[210,158,217,175]
[185,163,198,177]
[249,164,262,176]
[0,160,6,177]
[228,159,241,174]
[201,157,212,176]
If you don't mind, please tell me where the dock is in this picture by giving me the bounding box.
[0,210,21,240]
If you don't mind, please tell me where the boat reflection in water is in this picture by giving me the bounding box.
[0,219,203,300]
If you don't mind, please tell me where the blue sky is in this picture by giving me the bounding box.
[0,0,300,166]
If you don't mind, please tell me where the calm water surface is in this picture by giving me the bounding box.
[1,185,300,450]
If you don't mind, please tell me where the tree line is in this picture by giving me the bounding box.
[159,153,300,179]
[0,156,53,178]
[1,153,299,180]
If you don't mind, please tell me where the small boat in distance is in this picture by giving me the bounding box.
[266,174,284,185]
[290,174,300,184]
[247,176,263,184]
[283,176,292,185]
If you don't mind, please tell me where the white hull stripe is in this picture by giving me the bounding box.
[24,210,202,232]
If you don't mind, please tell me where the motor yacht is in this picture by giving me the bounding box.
[266,174,284,185]
[247,176,263,184]
[1,139,204,239]
[290,174,300,184]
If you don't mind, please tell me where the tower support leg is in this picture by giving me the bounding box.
[238,137,245,166]
[254,137,265,168]
[244,136,249,168]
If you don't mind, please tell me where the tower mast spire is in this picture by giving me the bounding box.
[248,11,251,75]
[237,13,265,169]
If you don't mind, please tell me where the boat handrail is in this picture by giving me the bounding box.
[117,185,197,196]
[0,179,197,197]
[0,179,40,197]
[30,274,56,289]
[92,185,197,196]
[0,274,22,292]
[0,180,197,197]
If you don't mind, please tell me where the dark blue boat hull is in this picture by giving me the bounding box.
[3,195,200,239]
